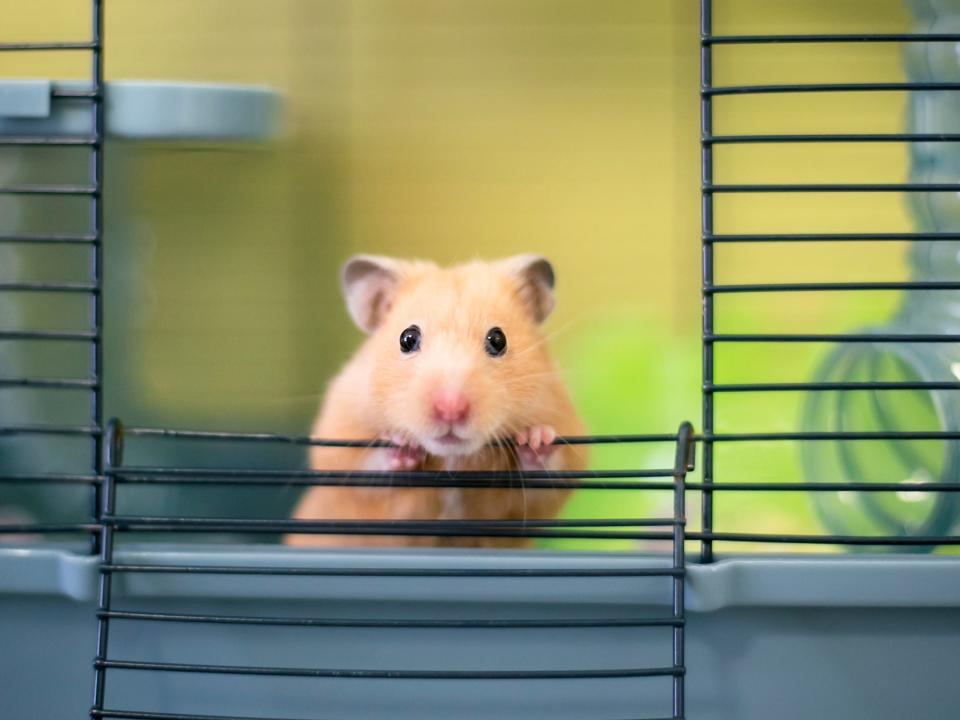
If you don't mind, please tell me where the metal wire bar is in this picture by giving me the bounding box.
[0,523,99,533]
[100,516,676,541]
[123,426,678,446]
[100,564,683,578]
[133,516,674,531]
[705,81,960,95]
[93,711,329,720]
[91,713,676,720]
[704,33,960,44]
[705,431,960,441]
[92,418,118,717]
[0,232,98,244]
[0,136,99,146]
[0,473,102,484]
[0,424,102,437]
[705,133,960,143]
[700,0,716,567]
[108,466,674,480]
[93,658,682,680]
[705,182,960,192]
[706,232,960,242]
[0,281,99,293]
[0,329,98,341]
[92,711,328,720]
[706,281,960,293]
[99,610,682,629]
[672,423,692,719]
[92,713,676,720]
[706,332,960,342]
[689,531,960,546]
[102,515,679,529]
[93,714,675,720]
[0,184,98,195]
[0,41,99,50]
[52,88,101,99]
[707,381,960,392]
[684,481,960,492]
[106,474,679,490]
[0,376,98,388]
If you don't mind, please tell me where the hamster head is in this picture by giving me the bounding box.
[342,254,559,457]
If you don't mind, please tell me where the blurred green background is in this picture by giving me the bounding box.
[5,0,949,552]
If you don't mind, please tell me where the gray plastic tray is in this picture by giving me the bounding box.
[0,80,282,140]
[2,547,957,719]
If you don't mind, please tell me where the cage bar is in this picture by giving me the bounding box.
[700,0,716,565]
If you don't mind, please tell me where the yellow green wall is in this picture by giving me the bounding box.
[3,1,925,549]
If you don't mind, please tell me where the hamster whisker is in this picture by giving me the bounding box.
[509,313,584,359]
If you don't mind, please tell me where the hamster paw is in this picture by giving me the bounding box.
[381,432,427,471]
[514,425,557,470]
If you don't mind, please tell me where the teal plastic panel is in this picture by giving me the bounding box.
[0,80,282,140]
[1,548,958,720]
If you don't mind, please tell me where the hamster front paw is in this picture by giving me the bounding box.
[514,424,557,470]
[381,432,427,470]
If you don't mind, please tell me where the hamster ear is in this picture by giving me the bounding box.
[341,255,403,333]
[500,254,556,324]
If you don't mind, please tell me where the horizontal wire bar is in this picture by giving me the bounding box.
[101,564,682,578]
[103,516,678,530]
[705,232,960,243]
[109,466,675,481]
[0,424,101,437]
[99,610,682,629]
[92,713,678,720]
[52,88,101,99]
[707,381,960,392]
[0,184,97,196]
[0,232,97,244]
[689,531,959,545]
[93,711,333,720]
[123,426,677,446]
[109,474,677,490]
[102,517,675,541]
[94,658,682,680]
[0,329,98,341]
[93,711,330,720]
[0,136,98,146]
[684,481,960,492]
[705,431,960,441]
[703,33,960,44]
[705,81,960,95]
[0,41,98,50]
[0,281,98,293]
[705,133,960,144]
[705,182,960,193]
[706,332,960,342]
[0,376,98,389]
[0,473,102,484]
[706,281,960,293]
[0,523,98,533]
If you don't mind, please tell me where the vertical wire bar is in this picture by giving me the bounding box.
[700,0,715,563]
[672,422,693,720]
[89,0,105,554]
[91,418,122,717]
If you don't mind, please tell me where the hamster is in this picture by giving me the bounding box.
[285,254,588,548]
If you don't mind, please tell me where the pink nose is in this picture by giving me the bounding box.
[432,391,471,423]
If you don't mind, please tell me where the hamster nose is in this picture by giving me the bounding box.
[432,391,471,424]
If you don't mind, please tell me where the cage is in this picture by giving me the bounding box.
[2,1,960,719]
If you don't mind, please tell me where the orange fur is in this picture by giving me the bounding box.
[286,256,588,548]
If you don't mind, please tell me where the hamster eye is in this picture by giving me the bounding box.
[484,327,507,357]
[399,325,422,354]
